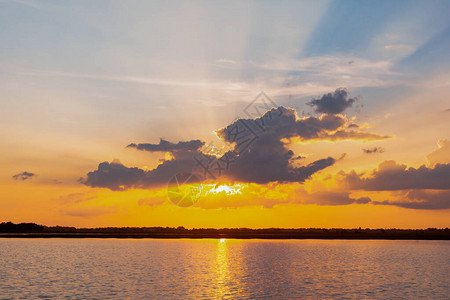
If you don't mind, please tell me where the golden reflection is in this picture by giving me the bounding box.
[215,238,230,298]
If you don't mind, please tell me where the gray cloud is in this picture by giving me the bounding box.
[373,190,450,210]
[127,139,204,153]
[83,98,389,190]
[12,171,35,181]
[127,139,204,160]
[291,155,304,161]
[362,147,384,154]
[81,158,199,191]
[298,192,371,206]
[307,88,357,114]
[341,160,450,191]
[217,106,388,150]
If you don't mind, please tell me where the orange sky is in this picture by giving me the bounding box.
[1,1,449,228]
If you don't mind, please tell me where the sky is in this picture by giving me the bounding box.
[1,0,449,228]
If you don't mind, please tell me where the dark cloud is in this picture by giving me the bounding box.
[307,88,357,114]
[216,106,388,150]
[214,106,358,184]
[81,158,199,191]
[298,191,371,206]
[83,98,389,190]
[362,147,384,154]
[373,190,450,210]
[341,161,450,191]
[12,171,35,181]
[127,139,204,158]
[291,155,304,161]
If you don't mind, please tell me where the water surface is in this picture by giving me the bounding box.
[0,239,448,299]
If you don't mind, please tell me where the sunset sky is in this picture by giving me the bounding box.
[1,0,449,228]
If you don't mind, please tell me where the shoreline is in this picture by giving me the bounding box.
[1,232,449,240]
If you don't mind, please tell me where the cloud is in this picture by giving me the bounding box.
[12,171,35,181]
[81,159,198,191]
[362,147,385,154]
[427,139,450,165]
[213,105,386,184]
[138,197,165,207]
[61,206,118,217]
[83,91,389,190]
[341,160,450,191]
[293,191,371,206]
[21,69,249,92]
[57,192,96,204]
[127,139,204,153]
[373,190,450,210]
[217,106,388,148]
[307,88,357,114]
[137,184,373,209]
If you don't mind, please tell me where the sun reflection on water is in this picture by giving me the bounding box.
[215,238,231,298]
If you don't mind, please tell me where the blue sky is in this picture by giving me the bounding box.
[1,0,449,161]
[0,0,449,227]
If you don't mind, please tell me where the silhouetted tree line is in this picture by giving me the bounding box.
[0,222,44,232]
[0,221,449,239]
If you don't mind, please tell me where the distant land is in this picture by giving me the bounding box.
[1,222,449,240]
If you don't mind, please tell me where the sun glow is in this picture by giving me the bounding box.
[205,184,243,195]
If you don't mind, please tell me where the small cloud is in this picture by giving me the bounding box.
[307,88,357,115]
[362,147,384,154]
[290,155,305,161]
[138,197,165,207]
[61,206,118,217]
[12,171,35,181]
[216,59,237,65]
[127,139,204,159]
[355,197,371,204]
[57,192,96,205]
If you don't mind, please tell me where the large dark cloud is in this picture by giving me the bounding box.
[341,160,450,191]
[211,106,386,183]
[12,171,35,181]
[83,99,389,190]
[307,88,357,114]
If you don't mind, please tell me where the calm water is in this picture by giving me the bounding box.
[0,239,448,299]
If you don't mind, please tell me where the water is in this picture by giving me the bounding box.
[0,239,448,299]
